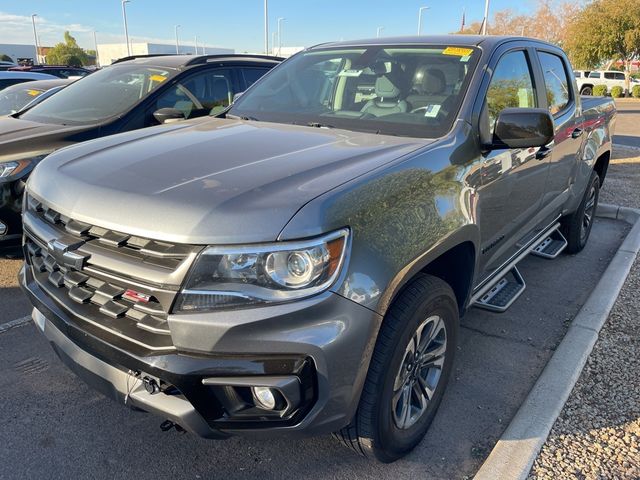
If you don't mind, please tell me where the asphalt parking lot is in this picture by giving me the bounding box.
[0,216,629,480]
[613,99,640,148]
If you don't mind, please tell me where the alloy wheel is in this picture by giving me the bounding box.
[391,315,447,430]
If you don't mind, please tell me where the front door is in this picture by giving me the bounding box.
[475,49,550,280]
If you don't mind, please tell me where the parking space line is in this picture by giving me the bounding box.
[0,315,32,334]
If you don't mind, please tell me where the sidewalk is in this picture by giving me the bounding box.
[529,148,640,478]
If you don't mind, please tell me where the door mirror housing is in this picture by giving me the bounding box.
[153,107,186,124]
[488,108,555,149]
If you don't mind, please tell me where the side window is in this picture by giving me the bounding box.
[151,68,235,123]
[604,72,615,80]
[241,67,270,90]
[615,72,626,81]
[589,72,601,79]
[538,52,570,115]
[485,50,536,131]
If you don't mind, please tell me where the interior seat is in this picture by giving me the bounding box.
[406,67,449,110]
[360,75,408,117]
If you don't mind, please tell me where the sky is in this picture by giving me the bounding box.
[0,0,542,53]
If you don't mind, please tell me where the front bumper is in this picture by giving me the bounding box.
[20,264,381,438]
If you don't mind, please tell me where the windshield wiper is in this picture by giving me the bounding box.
[307,122,335,129]
[226,113,259,121]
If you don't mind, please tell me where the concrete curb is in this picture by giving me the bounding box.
[474,203,640,480]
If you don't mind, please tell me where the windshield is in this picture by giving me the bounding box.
[20,65,176,125]
[229,45,480,138]
[0,84,46,115]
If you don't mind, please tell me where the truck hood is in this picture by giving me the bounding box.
[28,118,428,244]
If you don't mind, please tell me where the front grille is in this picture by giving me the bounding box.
[24,194,202,352]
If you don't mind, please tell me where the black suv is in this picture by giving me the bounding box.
[0,54,281,252]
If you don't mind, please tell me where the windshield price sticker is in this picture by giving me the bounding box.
[149,74,168,82]
[443,47,474,57]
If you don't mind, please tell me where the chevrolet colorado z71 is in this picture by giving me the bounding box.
[20,36,615,462]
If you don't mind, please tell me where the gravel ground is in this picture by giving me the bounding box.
[529,152,640,479]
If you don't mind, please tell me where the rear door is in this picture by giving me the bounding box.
[534,48,583,216]
[475,46,550,278]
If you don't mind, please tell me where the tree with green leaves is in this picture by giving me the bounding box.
[46,31,89,67]
[564,0,640,94]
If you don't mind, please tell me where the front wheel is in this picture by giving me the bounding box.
[581,86,593,96]
[335,275,458,463]
[562,170,600,254]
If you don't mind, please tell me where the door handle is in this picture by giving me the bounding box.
[572,128,584,139]
[536,147,553,160]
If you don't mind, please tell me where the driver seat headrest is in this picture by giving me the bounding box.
[375,75,401,100]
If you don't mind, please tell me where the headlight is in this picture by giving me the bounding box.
[174,229,349,312]
[0,153,50,179]
[0,161,19,178]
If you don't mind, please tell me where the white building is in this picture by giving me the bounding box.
[0,43,44,64]
[97,42,234,66]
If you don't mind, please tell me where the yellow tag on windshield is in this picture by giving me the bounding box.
[443,47,474,57]
[26,89,41,96]
[149,74,167,82]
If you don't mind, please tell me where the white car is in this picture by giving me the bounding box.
[0,71,58,91]
[576,70,639,95]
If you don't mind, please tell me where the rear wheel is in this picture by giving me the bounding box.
[562,170,600,254]
[335,275,458,463]
[581,86,593,95]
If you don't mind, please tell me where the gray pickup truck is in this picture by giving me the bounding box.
[19,36,615,463]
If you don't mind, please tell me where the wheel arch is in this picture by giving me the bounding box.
[594,150,610,186]
[378,225,479,317]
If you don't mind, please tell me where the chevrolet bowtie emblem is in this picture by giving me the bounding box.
[46,237,90,271]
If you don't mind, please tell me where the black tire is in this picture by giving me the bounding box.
[335,274,458,463]
[581,86,593,96]
[562,170,600,254]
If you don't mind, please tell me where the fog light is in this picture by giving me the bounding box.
[0,221,6,236]
[252,386,277,410]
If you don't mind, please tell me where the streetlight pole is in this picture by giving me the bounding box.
[482,0,490,35]
[277,17,285,56]
[264,0,269,55]
[31,14,40,65]
[272,31,277,55]
[376,26,384,38]
[121,0,131,56]
[93,31,100,67]
[175,24,181,54]
[417,6,429,35]
[194,35,198,55]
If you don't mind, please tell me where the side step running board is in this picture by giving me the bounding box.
[531,229,567,259]
[471,220,563,313]
[473,267,526,312]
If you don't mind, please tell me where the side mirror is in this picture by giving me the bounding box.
[489,108,554,149]
[232,91,245,103]
[153,107,186,124]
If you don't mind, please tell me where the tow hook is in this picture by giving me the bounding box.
[159,420,185,433]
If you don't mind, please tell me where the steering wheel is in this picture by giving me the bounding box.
[411,106,431,114]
